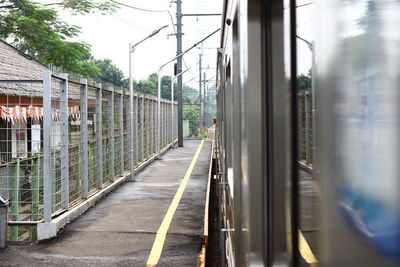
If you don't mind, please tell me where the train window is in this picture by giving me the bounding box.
[296,1,319,266]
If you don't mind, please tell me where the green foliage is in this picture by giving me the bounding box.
[134,72,194,102]
[0,0,117,74]
[161,75,174,100]
[183,86,199,104]
[204,110,214,128]
[91,58,127,87]
[298,69,312,90]
[135,79,157,95]
[46,0,118,15]
[183,105,199,136]
[202,133,209,139]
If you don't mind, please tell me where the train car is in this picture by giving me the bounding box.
[215,0,298,265]
[214,0,400,266]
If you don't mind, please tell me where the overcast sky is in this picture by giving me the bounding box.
[38,0,314,89]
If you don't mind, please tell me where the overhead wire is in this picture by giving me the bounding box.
[110,0,193,74]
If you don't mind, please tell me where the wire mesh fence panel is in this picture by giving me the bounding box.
[306,92,313,165]
[140,96,145,162]
[297,89,313,166]
[166,102,170,147]
[174,103,177,141]
[146,97,153,158]
[114,93,122,177]
[0,71,177,242]
[298,92,307,161]
[168,102,172,145]
[87,86,98,193]
[153,100,157,154]
[164,102,167,147]
[67,81,83,205]
[149,99,154,156]
[164,102,167,148]
[135,94,142,166]
[143,97,148,160]
[167,102,170,146]
[123,95,130,173]
[102,90,112,184]
[50,76,65,216]
[150,99,155,156]
[0,79,44,240]
[161,102,165,149]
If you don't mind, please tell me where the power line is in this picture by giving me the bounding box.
[110,0,169,13]
[111,0,176,32]
[110,0,193,74]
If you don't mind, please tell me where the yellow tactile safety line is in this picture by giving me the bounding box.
[299,230,319,267]
[146,140,205,266]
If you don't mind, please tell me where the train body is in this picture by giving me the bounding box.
[214,0,400,266]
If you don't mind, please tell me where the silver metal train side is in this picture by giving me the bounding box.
[214,0,400,266]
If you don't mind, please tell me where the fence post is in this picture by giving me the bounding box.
[43,70,52,222]
[149,99,152,155]
[109,87,115,182]
[81,79,89,198]
[119,93,124,174]
[60,74,69,210]
[96,84,103,188]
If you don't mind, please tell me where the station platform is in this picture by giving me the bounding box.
[0,139,212,266]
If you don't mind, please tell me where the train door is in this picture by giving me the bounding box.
[239,0,299,265]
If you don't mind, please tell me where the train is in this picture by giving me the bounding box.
[213,0,400,266]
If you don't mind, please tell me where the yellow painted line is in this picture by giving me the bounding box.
[299,230,318,267]
[146,140,205,266]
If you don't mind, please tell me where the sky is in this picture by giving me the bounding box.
[296,1,316,75]
[38,0,314,89]
[38,0,222,89]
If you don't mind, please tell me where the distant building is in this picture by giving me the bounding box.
[0,40,49,162]
[0,40,80,163]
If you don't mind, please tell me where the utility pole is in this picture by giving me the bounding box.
[198,53,202,134]
[176,0,183,147]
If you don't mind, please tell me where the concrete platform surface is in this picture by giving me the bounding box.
[0,140,212,267]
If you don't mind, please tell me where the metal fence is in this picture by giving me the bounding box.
[0,71,178,241]
[298,89,313,167]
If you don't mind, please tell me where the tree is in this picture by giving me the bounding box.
[183,86,199,103]
[161,75,173,100]
[0,0,117,75]
[298,69,312,90]
[136,79,157,95]
[92,58,127,87]
[135,73,176,100]
[183,105,199,136]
